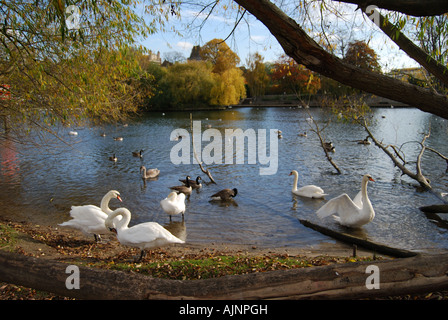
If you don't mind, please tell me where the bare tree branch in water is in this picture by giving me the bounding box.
[190,113,216,184]
[300,102,341,174]
[360,118,433,190]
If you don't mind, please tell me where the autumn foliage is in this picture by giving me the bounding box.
[270,55,321,95]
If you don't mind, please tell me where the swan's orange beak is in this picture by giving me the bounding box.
[109,227,117,234]
[369,177,375,182]
[117,195,122,202]
[288,172,292,176]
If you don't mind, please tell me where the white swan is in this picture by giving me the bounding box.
[160,191,186,221]
[289,170,327,199]
[316,174,375,228]
[59,190,122,241]
[105,207,185,261]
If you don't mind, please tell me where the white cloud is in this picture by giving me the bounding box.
[176,41,194,52]
[250,35,267,43]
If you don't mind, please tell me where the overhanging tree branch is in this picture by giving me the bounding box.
[233,0,448,120]
[336,0,448,17]
[361,7,448,87]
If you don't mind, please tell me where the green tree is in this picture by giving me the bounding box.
[155,61,215,109]
[245,52,270,99]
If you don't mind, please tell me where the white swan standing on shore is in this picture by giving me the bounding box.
[289,170,327,199]
[160,191,186,221]
[316,174,375,228]
[59,190,122,241]
[105,207,185,261]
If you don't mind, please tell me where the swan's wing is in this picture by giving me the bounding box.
[120,222,184,246]
[316,194,360,219]
[146,169,160,178]
[295,185,328,198]
[69,205,107,220]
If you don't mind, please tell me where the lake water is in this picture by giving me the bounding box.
[1,107,448,253]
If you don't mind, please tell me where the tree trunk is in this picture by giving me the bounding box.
[233,0,448,120]
[1,250,448,299]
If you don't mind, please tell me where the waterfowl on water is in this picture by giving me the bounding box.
[289,170,327,199]
[316,174,375,228]
[140,165,160,179]
[179,176,202,189]
[210,188,238,201]
[170,176,192,195]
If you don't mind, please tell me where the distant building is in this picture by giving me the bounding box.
[146,51,161,64]
[188,45,202,61]
[387,67,429,82]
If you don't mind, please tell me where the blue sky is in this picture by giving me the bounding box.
[139,4,419,72]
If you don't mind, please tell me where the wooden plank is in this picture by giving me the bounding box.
[299,219,418,258]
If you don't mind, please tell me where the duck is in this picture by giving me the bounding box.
[58,190,123,242]
[316,174,375,228]
[68,131,78,136]
[298,132,307,137]
[160,191,186,221]
[323,141,335,153]
[132,149,144,158]
[109,154,117,162]
[113,137,123,141]
[169,176,192,195]
[357,137,371,145]
[179,176,202,189]
[105,207,185,262]
[140,165,160,179]
[210,188,238,201]
[289,170,327,198]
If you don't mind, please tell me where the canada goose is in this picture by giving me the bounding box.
[114,137,123,141]
[179,176,202,189]
[323,142,335,153]
[211,188,238,201]
[140,166,160,179]
[109,154,117,162]
[357,137,371,145]
[132,149,144,158]
[170,176,192,195]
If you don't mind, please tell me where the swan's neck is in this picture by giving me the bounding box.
[361,179,372,207]
[292,173,298,191]
[101,193,113,214]
[111,209,130,230]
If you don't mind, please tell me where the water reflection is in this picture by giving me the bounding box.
[0,107,447,251]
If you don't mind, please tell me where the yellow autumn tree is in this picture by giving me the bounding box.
[200,39,246,105]
[210,68,246,105]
